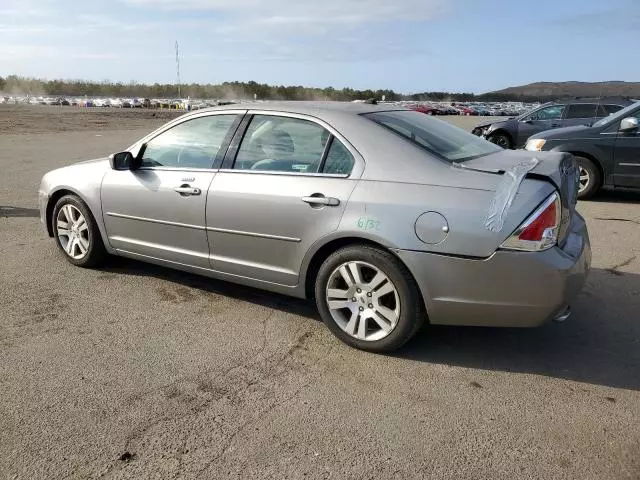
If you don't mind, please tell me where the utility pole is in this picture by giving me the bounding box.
[175,41,181,99]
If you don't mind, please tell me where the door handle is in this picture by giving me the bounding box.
[174,185,201,196]
[301,195,340,207]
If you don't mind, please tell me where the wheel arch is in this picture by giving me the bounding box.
[550,143,611,184]
[46,188,81,237]
[487,129,514,148]
[46,187,110,250]
[566,151,605,186]
[302,236,428,317]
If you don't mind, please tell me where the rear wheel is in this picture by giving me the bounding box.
[52,195,106,267]
[315,245,424,353]
[487,132,512,149]
[575,156,602,199]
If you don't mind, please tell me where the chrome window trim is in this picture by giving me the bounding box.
[137,166,219,173]
[218,168,349,178]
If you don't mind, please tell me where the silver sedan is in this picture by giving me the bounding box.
[38,102,591,352]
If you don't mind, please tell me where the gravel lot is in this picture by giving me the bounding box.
[1,105,639,480]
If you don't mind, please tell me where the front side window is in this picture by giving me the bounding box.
[141,115,238,168]
[593,102,640,128]
[234,115,331,173]
[528,105,565,121]
[565,104,597,119]
[365,110,501,162]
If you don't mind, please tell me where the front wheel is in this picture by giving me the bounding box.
[487,132,512,149]
[315,245,425,353]
[575,156,602,199]
[52,195,107,267]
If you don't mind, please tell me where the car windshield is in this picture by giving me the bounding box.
[365,110,502,162]
[592,101,640,128]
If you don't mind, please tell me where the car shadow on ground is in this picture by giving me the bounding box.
[99,256,320,320]
[100,256,640,391]
[0,206,40,218]
[590,188,640,205]
[400,268,640,391]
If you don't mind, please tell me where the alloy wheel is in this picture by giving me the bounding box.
[578,166,590,193]
[489,135,510,149]
[56,204,90,260]
[325,261,400,342]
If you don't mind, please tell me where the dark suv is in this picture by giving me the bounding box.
[524,101,640,198]
[471,98,632,149]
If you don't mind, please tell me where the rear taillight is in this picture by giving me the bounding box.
[500,192,561,252]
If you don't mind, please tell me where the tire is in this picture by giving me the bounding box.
[52,195,107,267]
[575,156,602,200]
[487,132,513,149]
[315,245,425,353]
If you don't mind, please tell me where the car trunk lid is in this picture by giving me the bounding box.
[460,150,578,245]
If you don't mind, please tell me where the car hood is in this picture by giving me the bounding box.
[531,125,593,140]
[73,156,110,166]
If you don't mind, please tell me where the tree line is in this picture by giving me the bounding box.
[0,75,546,102]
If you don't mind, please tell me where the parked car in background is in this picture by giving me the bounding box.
[525,101,640,198]
[38,102,589,353]
[453,105,476,116]
[409,104,443,115]
[472,97,633,149]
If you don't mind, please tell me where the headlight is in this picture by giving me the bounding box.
[525,139,546,151]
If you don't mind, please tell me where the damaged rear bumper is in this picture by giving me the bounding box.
[395,213,591,328]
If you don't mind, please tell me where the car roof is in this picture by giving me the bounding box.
[194,101,404,116]
[542,97,633,106]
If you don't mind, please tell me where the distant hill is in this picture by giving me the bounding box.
[488,81,640,99]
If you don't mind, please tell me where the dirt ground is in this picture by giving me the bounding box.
[0,104,183,134]
[1,105,639,480]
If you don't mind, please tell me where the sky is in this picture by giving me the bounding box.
[1,0,638,93]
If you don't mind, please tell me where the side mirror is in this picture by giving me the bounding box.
[109,151,135,170]
[619,117,639,132]
[522,119,534,124]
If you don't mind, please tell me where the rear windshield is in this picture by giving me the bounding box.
[364,110,502,162]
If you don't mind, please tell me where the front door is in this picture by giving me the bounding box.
[101,113,241,267]
[516,104,566,147]
[613,109,640,187]
[206,113,361,286]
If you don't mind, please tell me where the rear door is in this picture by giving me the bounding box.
[101,113,242,267]
[516,104,565,146]
[613,109,640,187]
[206,112,362,286]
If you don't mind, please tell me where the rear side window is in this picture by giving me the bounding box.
[322,139,355,174]
[529,105,565,121]
[604,104,624,114]
[365,110,501,162]
[565,104,598,119]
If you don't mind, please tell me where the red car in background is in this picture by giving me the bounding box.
[408,104,444,115]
